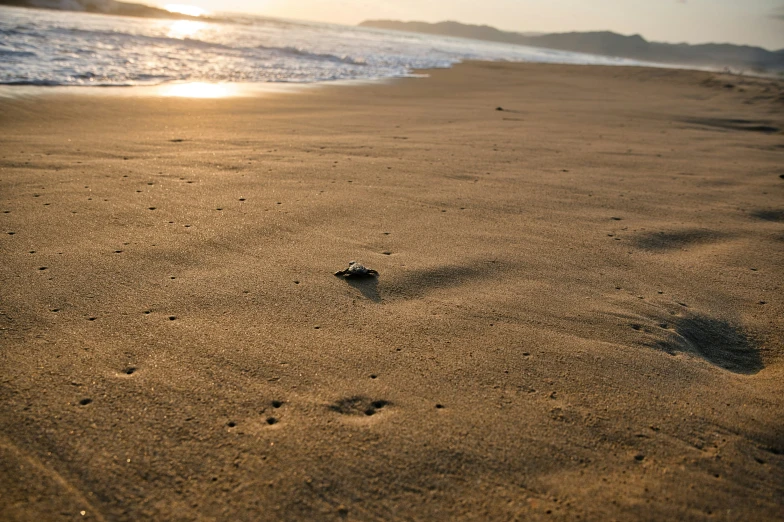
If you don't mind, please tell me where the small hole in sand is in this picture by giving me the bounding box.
[266,417,278,425]
[79,398,92,406]
[370,374,377,379]
[272,400,283,408]
[227,421,236,427]
[168,316,177,321]
[435,404,444,409]
[124,367,136,375]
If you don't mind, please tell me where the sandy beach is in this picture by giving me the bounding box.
[1,62,783,521]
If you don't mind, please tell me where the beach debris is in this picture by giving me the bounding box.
[334,261,378,278]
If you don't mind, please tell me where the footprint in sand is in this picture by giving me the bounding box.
[329,396,390,417]
[234,401,287,434]
[263,399,287,425]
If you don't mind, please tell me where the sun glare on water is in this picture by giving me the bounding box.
[167,20,206,39]
[164,4,209,17]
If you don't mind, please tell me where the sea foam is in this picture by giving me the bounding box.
[0,5,650,87]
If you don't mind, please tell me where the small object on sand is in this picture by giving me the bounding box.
[334,261,378,278]
[495,106,504,111]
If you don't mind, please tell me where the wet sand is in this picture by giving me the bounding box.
[1,62,783,521]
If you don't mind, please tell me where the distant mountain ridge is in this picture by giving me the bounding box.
[0,0,200,19]
[360,20,784,73]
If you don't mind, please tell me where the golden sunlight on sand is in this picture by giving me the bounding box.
[156,81,237,97]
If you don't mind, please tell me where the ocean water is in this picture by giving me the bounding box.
[0,6,651,87]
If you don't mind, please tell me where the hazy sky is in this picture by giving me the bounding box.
[163,0,784,50]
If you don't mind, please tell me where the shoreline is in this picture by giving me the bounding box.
[0,75,434,99]
[1,60,765,101]
[1,61,783,521]
[2,65,779,102]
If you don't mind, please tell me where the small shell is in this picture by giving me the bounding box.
[347,263,370,274]
[336,261,377,277]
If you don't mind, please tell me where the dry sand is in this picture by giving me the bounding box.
[1,62,783,521]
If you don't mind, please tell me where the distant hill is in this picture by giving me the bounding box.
[0,0,200,19]
[360,20,784,74]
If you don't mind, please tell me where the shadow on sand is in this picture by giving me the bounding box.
[631,229,724,251]
[343,277,382,303]
[656,314,764,375]
[749,209,784,223]
[681,117,780,134]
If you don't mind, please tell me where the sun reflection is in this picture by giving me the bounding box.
[164,4,209,17]
[157,82,237,98]
[167,20,206,39]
